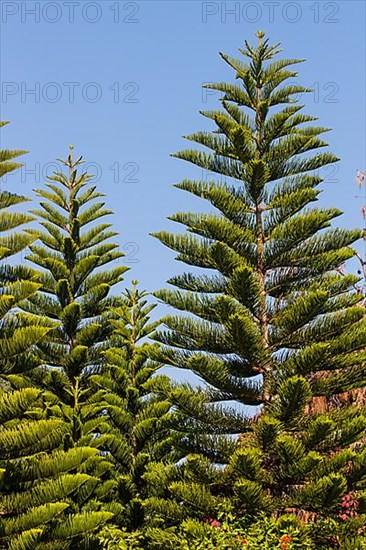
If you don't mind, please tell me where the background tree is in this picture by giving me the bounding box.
[149,32,366,529]
[0,125,113,550]
[17,148,128,543]
[0,120,51,376]
[227,392,366,544]
[22,147,128,439]
[91,281,177,537]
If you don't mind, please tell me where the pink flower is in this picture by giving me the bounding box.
[339,492,360,520]
[210,519,221,528]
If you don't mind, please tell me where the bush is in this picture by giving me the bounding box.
[98,504,366,549]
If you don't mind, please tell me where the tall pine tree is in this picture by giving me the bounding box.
[149,32,366,527]
[0,124,113,549]
[18,148,128,543]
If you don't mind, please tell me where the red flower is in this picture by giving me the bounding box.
[280,544,288,550]
[241,539,248,545]
[281,535,292,543]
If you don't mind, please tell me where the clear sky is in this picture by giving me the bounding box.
[1,0,365,296]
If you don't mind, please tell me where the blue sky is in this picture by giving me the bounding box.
[1,0,365,297]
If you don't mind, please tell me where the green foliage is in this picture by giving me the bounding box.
[234,402,366,515]
[90,282,177,531]
[98,525,145,549]
[105,506,316,549]
[0,121,53,373]
[0,386,113,548]
[23,148,127,392]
